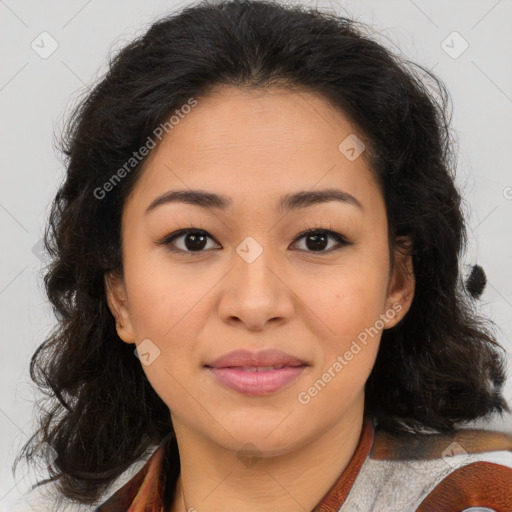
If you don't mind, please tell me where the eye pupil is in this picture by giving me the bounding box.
[306,232,328,251]
[185,232,207,251]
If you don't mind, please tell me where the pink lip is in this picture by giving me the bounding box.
[207,366,307,395]
[205,349,309,396]
[206,348,307,368]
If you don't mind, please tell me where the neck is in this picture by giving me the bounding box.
[169,393,368,512]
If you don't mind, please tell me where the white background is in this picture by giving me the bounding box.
[1,0,511,510]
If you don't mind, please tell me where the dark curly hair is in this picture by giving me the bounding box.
[16,0,510,506]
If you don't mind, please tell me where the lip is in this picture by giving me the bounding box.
[205,348,308,368]
[205,349,309,396]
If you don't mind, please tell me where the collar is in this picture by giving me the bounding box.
[312,417,375,511]
[96,417,374,511]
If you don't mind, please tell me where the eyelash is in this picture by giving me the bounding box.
[157,223,352,256]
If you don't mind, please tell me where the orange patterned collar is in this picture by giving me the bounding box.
[313,418,374,511]
[96,418,375,512]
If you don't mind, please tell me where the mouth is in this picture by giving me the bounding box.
[205,348,309,369]
[206,364,305,371]
[204,349,309,395]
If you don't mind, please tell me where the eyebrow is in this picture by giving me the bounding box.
[145,187,363,216]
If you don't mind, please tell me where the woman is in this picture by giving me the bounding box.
[17,0,512,510]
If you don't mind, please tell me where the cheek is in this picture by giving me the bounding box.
[121,247,217,391]
[315,257,390,340]
[122,240,210,340]
[296,278,387,418]
[305,250,390,393]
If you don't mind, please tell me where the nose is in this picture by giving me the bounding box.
[217,245,295,331]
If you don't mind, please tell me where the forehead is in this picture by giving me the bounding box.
[126,86,381,214]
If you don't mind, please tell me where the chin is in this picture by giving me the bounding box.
[214,421,308,456]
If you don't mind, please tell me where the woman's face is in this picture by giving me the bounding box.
[106,86,414,455]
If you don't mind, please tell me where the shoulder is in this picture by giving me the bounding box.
[94,442,168,511]
[365,424,512,511]
[340,422,512,511]
[372,423,512,465]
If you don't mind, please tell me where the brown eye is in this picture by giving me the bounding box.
[291,229,351,253]
[161,229,220,253]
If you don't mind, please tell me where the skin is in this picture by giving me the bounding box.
[105,85,415,512]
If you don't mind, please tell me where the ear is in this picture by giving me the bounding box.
[383,236,415,329]
[104,271,136,344]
